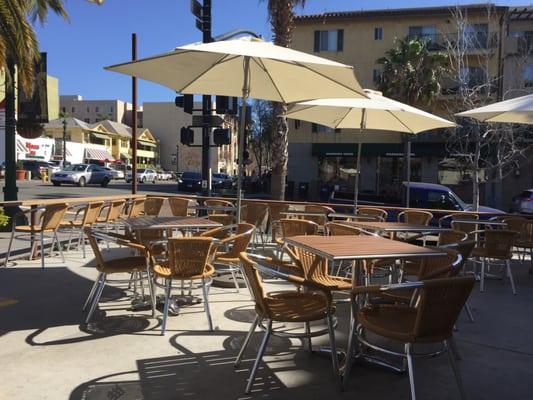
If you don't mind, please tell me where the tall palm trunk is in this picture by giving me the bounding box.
[267,0,304,200]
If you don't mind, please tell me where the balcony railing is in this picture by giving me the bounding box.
[407,32,498,52]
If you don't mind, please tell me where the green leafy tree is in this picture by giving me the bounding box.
[266,0,306,199]
[377,37,449,109]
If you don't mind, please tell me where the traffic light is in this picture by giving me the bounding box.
[216,96,238,115]
[213,128,231,146]
[180,127,194,145]
[175,94,194,114]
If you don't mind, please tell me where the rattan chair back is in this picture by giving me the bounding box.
[290,246,329,282]
[81,201,105,226]
[144,197,166,216]
[103,199,126,223]
[127,197,146,218]
[416,248,459,280]
[239,252,268,316]
[208,214,235,227]
[86,229,107,271]
[168,197,192,217]
[166,237,215,277]
[241,202,269,229]
[326,222,362,236]
[279,218,318,239]
[205,199,234,214]
[219,223,255,259]
[478,230,517,260]
[437,229,467,246]
[358,207,388,221]
[501,216,527,235]
[268,203,290,224]
[413,277,474,341]
[448,240,475,277]
[397,209,433,225]
[450,213,479,234]
[41,203,69,231]
[304,204,334,226]
[518,221,533,247]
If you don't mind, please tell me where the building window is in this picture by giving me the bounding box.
[84,118,90,123]
[460,24,489,49]
[71,107,75,113]
[95,106,99,113]
[524,64,533,87]
[314,29,344,52]
[109,106,114,113]
[374,27,383,40]
[372,68,382,83]
[86,106,90,112]
[61,106,66,113]
[408,25,438,49]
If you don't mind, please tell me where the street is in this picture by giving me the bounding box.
[0,179,183,200]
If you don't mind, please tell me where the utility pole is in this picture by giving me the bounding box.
[131,33,138,194]
[3,60,18,201]
[62,118,67,164]
[201,0,212,196]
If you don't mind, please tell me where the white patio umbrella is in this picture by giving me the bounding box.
[456,93,533,125]
[285,90,456,210]
[105,37,366,220]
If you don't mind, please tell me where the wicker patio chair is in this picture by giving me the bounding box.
[204,199,234,214]
[449,213,479,235]
[241,202,269,248]
[96,199,125,227]
[358,207,388,221]
[124,197,146,218]
[267,202,290,242]
[272,218,318,257]
[326,222,362,236]
[207,213,235,226]
[4,203,69,269]
[168,197,195,217]
[397,209,433,225]
[83,228,154,323]
[235,252,339,394]
[152,237,218,334]
[304,204,334,229]
[344,276,475,400]
[514,221,533,272]
[143,196,167,216]
[437,229,468,246]
[61,201,104,257]
[199,223,255,292]
[471,229,518,294]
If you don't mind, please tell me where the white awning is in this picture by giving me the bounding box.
[85,147,115,161]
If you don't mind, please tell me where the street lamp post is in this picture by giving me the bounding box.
[62,118,67,164]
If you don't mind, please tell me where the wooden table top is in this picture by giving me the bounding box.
[191,205,237,212]
[123,216,222,230]
[451,219,507,226]
[281,210,329,217]
[342,221,450,233]
[284,235,445,261]
[0,194,145,207]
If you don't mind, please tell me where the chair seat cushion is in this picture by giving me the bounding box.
[264,291,329,322]
[101,256,147,273]
[153,263,215,280]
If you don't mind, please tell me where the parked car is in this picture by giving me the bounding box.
[178,171,202,192]
[22,160,58,179]
[51,164,113,187]
[510,189,533,214]
[126,168,157,184]
[157,170,173,181]
[212,172,234,189]
[104,167,125,180]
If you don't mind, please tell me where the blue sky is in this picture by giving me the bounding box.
[35,0,527,103]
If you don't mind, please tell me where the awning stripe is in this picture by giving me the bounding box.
[85,147,115,161]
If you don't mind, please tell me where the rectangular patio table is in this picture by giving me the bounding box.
[340,221,450,235]
[190,205,238,213]
[451,219,507,227]
[280,210,330,218]
[123,216,222,231]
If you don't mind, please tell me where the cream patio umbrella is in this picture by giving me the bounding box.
[456,93,533,124]
[285,90,456,210]
[105,37,366,221]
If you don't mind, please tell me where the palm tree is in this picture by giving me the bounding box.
[377,37,449,109]
[266,0,305,200]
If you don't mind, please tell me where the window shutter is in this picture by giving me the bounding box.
[312,123,317,133]
[314,31,320,52]
[294,120,300,130]
[337,29,344,51]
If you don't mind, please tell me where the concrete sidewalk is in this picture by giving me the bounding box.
[1,244,533,399]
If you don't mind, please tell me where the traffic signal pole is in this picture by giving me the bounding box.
[201,0,212,197]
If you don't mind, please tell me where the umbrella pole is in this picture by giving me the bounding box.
[405,135,411,208]
[353,109,366,214]
[236,57,251,223]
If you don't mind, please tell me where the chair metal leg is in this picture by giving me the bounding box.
[480,259,485,292]
[446,340,468,400]
[230,268,240,293]
[234,315,260,368]
[3,229,15,267]
[146,268,156,317]
[342,299,359,391]
[506,260,516,295]
[464,301,475,323]
[245,320,272,394]
[326,310,340,388]
[54,231,65,263]
[405,343,417,400]
[83,272,102,311]
[202,279,213,331]
[40,230,45,270]
[86,274,106,324]
[81,230,86,258]
[304,322,312,353]
[160,278,172,336]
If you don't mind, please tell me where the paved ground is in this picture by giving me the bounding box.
[1,239,533,399]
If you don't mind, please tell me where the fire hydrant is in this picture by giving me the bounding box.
[41,170,49,182]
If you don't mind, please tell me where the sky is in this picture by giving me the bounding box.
[35,0,529,103]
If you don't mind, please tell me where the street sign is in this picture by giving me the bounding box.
[190,0,202,18]
[192,115,224,127]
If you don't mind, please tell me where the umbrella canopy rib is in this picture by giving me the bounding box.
[254,57,285,103]
[177,53,234,93]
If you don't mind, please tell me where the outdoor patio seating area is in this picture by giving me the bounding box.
[1,195,533,399]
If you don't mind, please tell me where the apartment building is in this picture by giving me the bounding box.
[59,95,143,127]
[289,4,531,207]
[143,101,238,175]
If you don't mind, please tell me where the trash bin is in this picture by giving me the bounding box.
[298,182,309,200]
[285,181,295,200]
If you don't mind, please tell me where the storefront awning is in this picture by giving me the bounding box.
[120,152,131,159]
[311,142,445,157]
[85,147,115,161]
[139,140,157,148]
[91,132,109,141]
